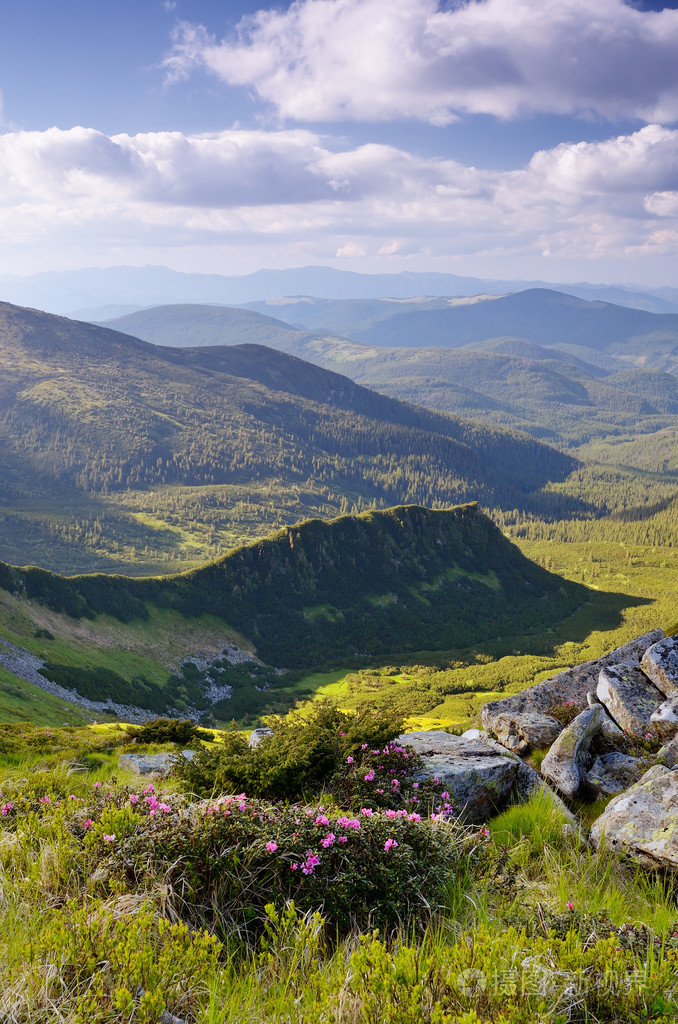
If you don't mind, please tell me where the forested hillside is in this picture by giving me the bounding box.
[1,504,587,674]
[0,302,580,573]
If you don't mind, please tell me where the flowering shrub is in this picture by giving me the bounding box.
[175,700,406,802]
[105,793,474,936]
[549,700,580,726]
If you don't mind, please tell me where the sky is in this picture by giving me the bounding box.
[2,0,678,285]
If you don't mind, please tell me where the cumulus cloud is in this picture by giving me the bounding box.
[163,0,678,124]
[1,122,678,273]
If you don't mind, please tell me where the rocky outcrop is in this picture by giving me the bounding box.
[658,735,678,768]
[641,636,678,697]
[650,695,678,742]
[540,705,606,798]
[586,753,646,798]
[489,711,562,755]
[399,730,573,825]
[481,630,663,750]
[590,765,678,872]
[248,727,273,748]
[596,662,665,736]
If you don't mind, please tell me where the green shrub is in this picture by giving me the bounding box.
[129,717,208,746]
[108,795,472,937]
[176,700,406,802]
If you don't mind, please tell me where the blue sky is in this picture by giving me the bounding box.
[1,0,678,284]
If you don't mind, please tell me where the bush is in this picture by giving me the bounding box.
[108,794,473,937]
[175,700,406,802]
[129,718,208,746]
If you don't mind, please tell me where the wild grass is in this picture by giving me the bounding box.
[0,726,675,1022]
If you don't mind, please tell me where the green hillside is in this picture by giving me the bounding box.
[0,301,581,573]
[3,504,586,674]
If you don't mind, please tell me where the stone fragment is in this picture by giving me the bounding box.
[490,711,561,755]
[481,630,663,747]
[118,750,195,776]
[540,705,606,799]
[248,727,273,748]
[596,662,665,736]
[641,635,678,697]
[650,695,678,742]
[590,765,678,872]
[460,728,482,740]
[657,735,678,769]
[586,753,646,798]
[399,730,575,825]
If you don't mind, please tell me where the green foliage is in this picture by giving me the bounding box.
[176,699,405,801]
[129,717,208,746]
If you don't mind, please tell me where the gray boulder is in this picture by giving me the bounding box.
[657,735,678,768]
[248,727,273,748]
[118,750,195,776]
[596,662,665,736]
[650,695,678,742]
[399,730,574,825]
[586,752,646,798]
[489,711,562,755]
[482,630,663,749]
[590,764,678,872]
[641,635,678,697]
[540,705,606,799]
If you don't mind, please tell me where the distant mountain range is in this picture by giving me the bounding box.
[100,294,678,447]
[1,264,678,318]
[0,301,579,573]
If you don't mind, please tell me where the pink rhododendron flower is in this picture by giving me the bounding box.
[321,833,335,848]
[290,862,298,871]
[566,900,575,911]
[40,796,51,805]
[93,781,101,789]
[1,802,13,816]
[408,812,421,822]
[102,833,116,842]
[363,772,375,782]
[265,841,278,853]
[384,839,398,852]
[302,852,320,875]
[129,794,139,805]
[338,836,348,843]
[83,819,93,829]
[314,815,330,826]
[346,756,354,764]
[360,808,373,816]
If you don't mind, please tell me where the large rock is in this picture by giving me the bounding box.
[489,711,562,755]
[596,662,665,736]
[657,735,678,768]
[118,750,195,776]
[641,635,678,697]
[650,695,678,742]
[481,630,663,750]
[586,753,647,799]
[540,705,606,799]
[590,765,678,872]
[399,730,573,825]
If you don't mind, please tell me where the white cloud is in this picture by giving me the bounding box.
[163,0,678,124]
[0,122,677,276]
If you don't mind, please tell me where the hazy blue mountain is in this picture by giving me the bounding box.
[1,263,677,317]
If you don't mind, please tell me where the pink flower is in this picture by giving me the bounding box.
[321,833,336,848]
[1,802,13,816]
[566,900,575,912]
[265,841,278,853]
[391,779,399,788]
[83,819,93,829]
[129,794,139,805]
[361,743,367,749]
[440,791,449,799]
[408,812,421,822]
[302,852,320,875]
[93,781,101,789]
[143,784,154,793]
[40,796,51,805]
[386,809,396,819]
[238,802,247,811]
[412,783,419,789]
[290,862,299,871]
[314,815,330,826]
[360,808,373,816]
[363,772,375,782]
[102,833,116,843]
[338,836,348,843]
[384,838,399,852]
[346,756,354,764]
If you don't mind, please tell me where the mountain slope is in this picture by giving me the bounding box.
[0,302,579,573]
[2,504,588,673]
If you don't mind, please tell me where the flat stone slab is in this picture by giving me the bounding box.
[590,764,678,872]
[597,662,665,736]
[586,753,646,798]
[540,705,606,799]
[651,695,678,742]
[481,630,663,748]
[118,750,196,776]
[641,636,678,697]
[399,730,574,825]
